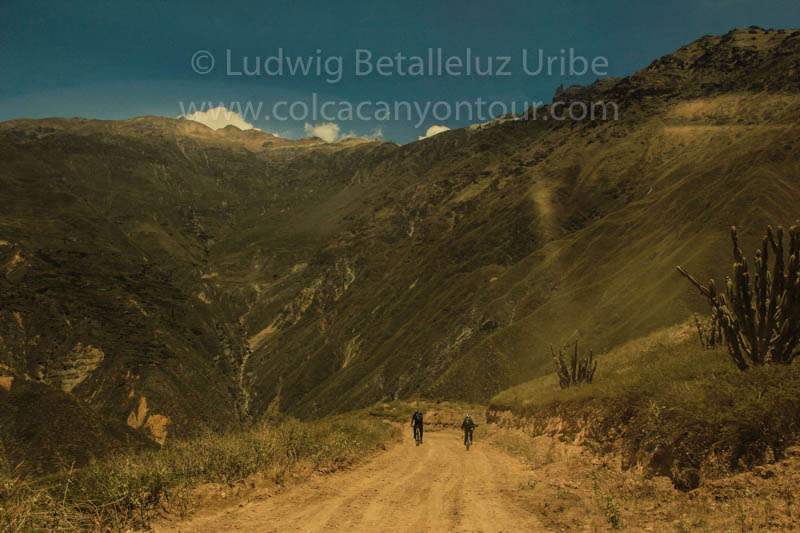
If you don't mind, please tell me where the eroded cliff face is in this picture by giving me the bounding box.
[247,258,357,352]
[46,343,105,392]
[126,394,170,445]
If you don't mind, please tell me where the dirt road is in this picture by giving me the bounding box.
[156,429,546,532]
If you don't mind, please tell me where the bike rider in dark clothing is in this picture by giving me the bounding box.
[411,410,424,444]
[461,414,476,445]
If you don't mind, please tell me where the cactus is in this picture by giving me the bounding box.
[552,340,597,389]
[693,313,722,349]
[677,225,800,370]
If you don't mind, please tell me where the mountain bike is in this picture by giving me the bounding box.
[414,426,422,446]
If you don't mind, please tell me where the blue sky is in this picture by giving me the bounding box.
[1,0,798,143]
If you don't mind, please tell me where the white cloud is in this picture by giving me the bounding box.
[363,127,383,140]
[183,106,259,131]
[304,122,340,143]
[418,125,450,140]
[340,127,384,141]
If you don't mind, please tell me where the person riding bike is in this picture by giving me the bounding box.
[461,413,476,446]
[411,410,424,444]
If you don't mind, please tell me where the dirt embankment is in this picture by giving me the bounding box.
[488,402,703,489]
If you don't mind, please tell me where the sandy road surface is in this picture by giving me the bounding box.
[155,428,546,532]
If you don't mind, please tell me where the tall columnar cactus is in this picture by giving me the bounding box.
[552,340,597,389]
[677,225,800,370]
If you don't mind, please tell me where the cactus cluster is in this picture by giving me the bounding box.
[693,313,722,349]
[678,225,800,370]
[552,340,597,389]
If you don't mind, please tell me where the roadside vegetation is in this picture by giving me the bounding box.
[552,340,597,389]
[487,423,800,532]
[490,322,800,489]
[492,224,800,490]
[0,415,398,532]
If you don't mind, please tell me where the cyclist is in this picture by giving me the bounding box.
[461,413,476,446]
[411,410,424,444]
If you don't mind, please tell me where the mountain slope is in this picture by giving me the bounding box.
[1,27,798,471]
[239,27,800,414]
[0,118,395,448]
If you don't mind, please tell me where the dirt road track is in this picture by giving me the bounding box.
[155,428,546,532]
